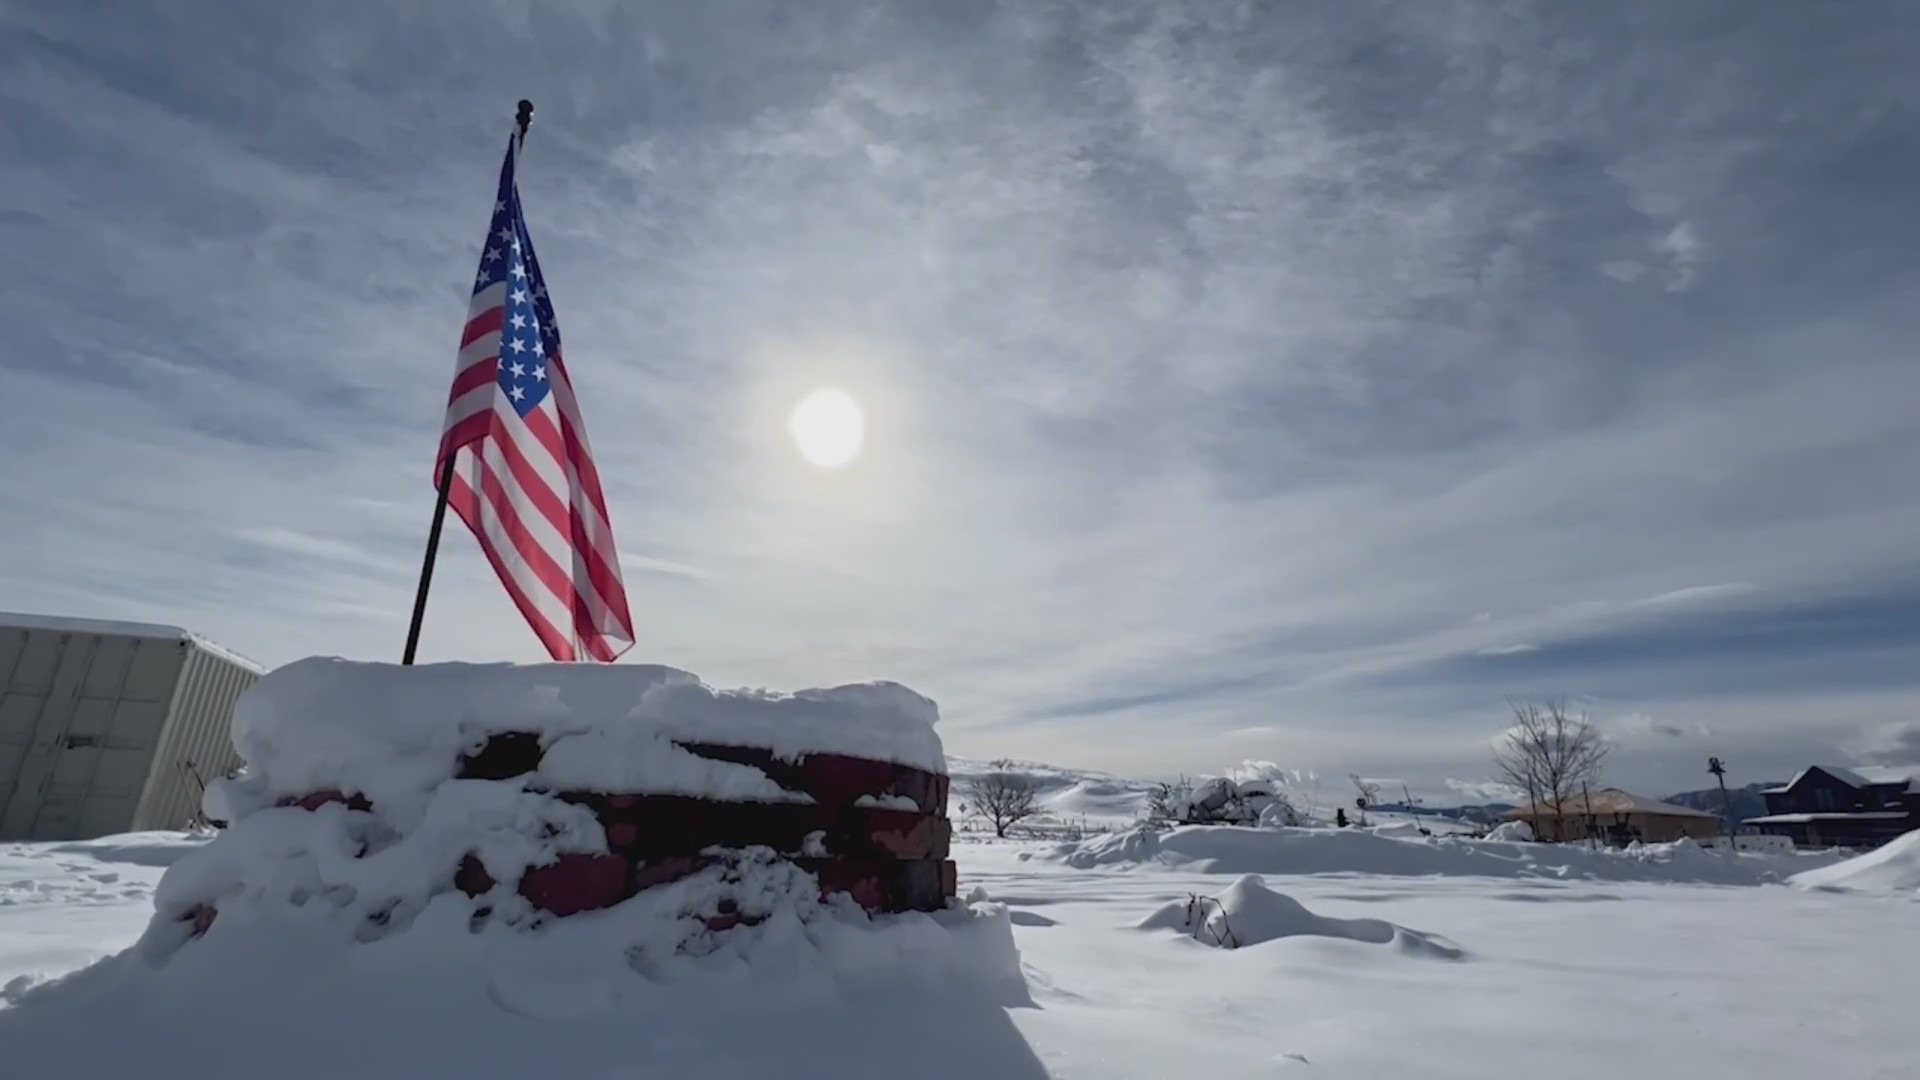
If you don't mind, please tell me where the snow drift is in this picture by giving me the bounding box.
[1790,829,1920,895]
[1139,874,1465,958]
[1046,824,1833,885]
[0,658,1032,1079]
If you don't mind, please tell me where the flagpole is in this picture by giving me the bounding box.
[402,100,535,665]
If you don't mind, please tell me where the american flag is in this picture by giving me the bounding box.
[435,135,634,662]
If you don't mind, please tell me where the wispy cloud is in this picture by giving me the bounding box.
[1476,644,1540,657]
[1844,720,1920,766]
[1445,778,1525,803]
[1633,583,1751,609]
[3,2,1918,801]
[1609,711,1687,741]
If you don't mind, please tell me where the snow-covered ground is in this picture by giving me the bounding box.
[5,823,1918,1077]
[0,832,205,1003]
[4,657,1916,1077]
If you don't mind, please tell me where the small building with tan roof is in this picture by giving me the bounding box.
[1505,787,1722,845]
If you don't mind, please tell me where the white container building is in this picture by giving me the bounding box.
[0,612,263,841]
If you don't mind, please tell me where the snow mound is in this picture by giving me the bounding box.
[0,658,1030,1078]
[1048,825,1821,885]
[1370,820,1425,839]
[1790,830,1920,895]
[1485,820,1535,842]
[1138,874,1464,958]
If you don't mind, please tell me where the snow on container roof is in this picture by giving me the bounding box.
[0,610,265,674]
[227,657,944,812]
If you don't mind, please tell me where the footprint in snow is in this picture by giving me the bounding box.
[89,872,121,884]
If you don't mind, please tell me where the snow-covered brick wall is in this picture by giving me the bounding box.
[99,655,1001,1019]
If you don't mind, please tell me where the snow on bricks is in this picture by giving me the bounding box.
[165,658,961,951]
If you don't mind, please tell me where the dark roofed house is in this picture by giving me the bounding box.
[1744,766,1917,850]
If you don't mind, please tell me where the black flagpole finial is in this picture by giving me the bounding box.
[515,99,534,143]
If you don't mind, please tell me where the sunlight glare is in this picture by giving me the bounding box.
[789,388,864,468]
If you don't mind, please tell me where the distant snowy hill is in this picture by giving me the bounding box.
[947,758,1519,832]
[1660,782,1777,823]
[1369,801,1514,826]
[946,757,1157,828]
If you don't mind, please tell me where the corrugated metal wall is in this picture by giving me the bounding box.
[1,619,262,840]
[1,627,192,840]
[130,642,260,832]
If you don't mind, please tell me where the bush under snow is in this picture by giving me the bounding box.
[1139,874,1464,958]
[1485,820,1535,842]
[1149,775,1303,827]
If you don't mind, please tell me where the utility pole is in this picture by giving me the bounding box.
[1581,781,1598,850]
[1708,756,1737,850]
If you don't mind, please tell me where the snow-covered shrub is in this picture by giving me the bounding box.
[1485,820,1535,842]
[1136,875,1463,957]
[1147,773,1301,828]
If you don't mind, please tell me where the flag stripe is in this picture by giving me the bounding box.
[444,459,577,662]
[467,440,616,656]
[479,409,624,633]
[519,406,621,568]
[485,403,631,626]
[445,352,498,404]
[461,298,505,347]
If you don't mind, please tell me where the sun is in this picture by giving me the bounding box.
[788,388,864,468]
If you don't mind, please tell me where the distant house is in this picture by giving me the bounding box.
[1505,788,1721,845]
[1744,766,1918,850]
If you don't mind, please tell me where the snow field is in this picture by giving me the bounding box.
[0,833,205,1004]
[3,825,1919,1077]
[0,648,1913,1080]
[1043,822,1845,885]
[962,841,1920,1079]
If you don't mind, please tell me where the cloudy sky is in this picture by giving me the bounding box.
[4,1,1918,800]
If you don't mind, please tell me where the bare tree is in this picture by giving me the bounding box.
[964,761,1041,838]
[1492,697,1610,842]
